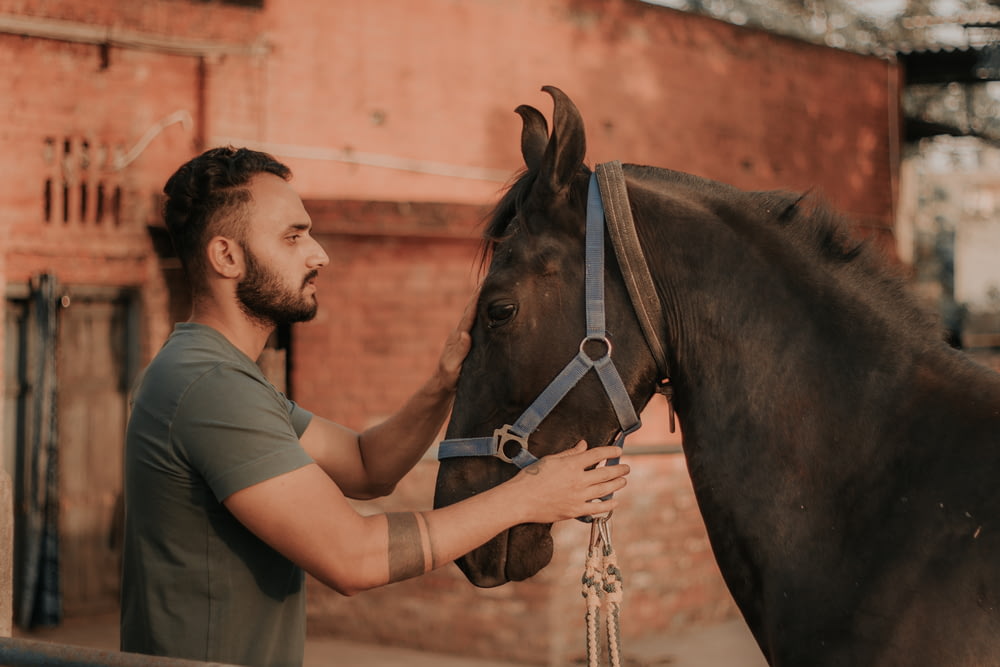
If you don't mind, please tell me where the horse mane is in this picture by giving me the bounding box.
[748,187,940,340]
[629,164,942,343]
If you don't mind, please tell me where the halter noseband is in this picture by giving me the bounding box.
[438,162,669,471]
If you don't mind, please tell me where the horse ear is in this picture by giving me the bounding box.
[537,85,586,196]
[515,104,548,173]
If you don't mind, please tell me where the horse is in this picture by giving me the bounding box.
[433,86,1000,666]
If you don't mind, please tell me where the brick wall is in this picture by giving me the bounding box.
[0,0,900,354]
[1,33,198,359]
[0,0,274,364]
[296,200,484,427]
[255,0,898,234]
[0,0,898,656]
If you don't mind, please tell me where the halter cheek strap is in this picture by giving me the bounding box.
[437,169,641,470]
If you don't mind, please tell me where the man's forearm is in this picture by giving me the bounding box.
[382,481,528,586]
[310,297,472,498]
[357,373,455,492]
[325,480,527,595]
[304,444,624,595]
[358,293,474,493]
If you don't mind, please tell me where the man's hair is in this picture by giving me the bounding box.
[162,146,291,291]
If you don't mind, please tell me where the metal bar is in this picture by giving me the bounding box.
[0,637,235,666]
[622,444,683,456]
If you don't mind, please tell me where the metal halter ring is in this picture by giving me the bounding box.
[580,335,612,363]
[492,424,530,464]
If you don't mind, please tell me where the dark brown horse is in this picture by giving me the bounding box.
[434,86,1000,665]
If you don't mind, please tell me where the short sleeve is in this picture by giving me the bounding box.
[287,400,313,438]
[173,363,315,501]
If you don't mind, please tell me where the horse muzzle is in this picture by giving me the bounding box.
[454,523,555,588]
[434,456,555,586]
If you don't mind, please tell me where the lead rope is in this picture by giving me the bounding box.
[582,515,624,667]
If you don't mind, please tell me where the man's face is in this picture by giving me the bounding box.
[235,173,328,326]
[236,244,319,325]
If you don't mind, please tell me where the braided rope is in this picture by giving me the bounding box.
[581,516,624,667]
[603,546,624,667]
[583,540,604,665]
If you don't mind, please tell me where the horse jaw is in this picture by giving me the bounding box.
[454,523,555,588]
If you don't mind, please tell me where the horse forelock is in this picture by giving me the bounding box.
[478,165,590,271]
[477,168,532,269]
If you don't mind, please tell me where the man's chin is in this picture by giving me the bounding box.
[243,305,317,327]
[289,299,318,324]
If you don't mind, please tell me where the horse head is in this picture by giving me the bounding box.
[433,87,661,587]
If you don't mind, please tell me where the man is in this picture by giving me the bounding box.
[121,147,629,666]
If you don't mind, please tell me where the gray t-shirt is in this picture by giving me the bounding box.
[121,323,314,666]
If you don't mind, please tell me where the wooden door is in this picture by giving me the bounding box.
[56,288,137,615]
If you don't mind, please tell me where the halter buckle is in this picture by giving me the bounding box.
[492,424,530,464]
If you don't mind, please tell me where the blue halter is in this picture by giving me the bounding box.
[437,169,641,470]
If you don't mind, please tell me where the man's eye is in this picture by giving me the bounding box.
[487,302,517,328]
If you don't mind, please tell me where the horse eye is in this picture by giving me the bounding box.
[486,302,517,328]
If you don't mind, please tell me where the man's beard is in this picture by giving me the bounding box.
[236,246,318,326]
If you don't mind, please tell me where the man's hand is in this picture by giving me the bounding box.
[435,287,478,392]
[511,441,629,523]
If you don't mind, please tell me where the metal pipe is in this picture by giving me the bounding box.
[0,13,268,57]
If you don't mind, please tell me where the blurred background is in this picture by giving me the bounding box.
[1,0,997,665]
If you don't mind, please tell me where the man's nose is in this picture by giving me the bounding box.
[309,238,329,268]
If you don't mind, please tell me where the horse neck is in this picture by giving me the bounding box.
[632,179,927,491]
[624,169,1000,658]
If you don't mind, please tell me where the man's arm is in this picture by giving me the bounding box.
[298,293,475,499]
[223,442,628,596]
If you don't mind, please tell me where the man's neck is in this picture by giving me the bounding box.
[189,301,274,361]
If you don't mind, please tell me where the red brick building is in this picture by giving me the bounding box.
[0,0,899,662]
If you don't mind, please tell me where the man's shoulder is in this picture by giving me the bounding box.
[134,324,268,412]
[154,324,263,378]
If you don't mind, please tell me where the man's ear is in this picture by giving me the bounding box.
[205,236,244,279]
